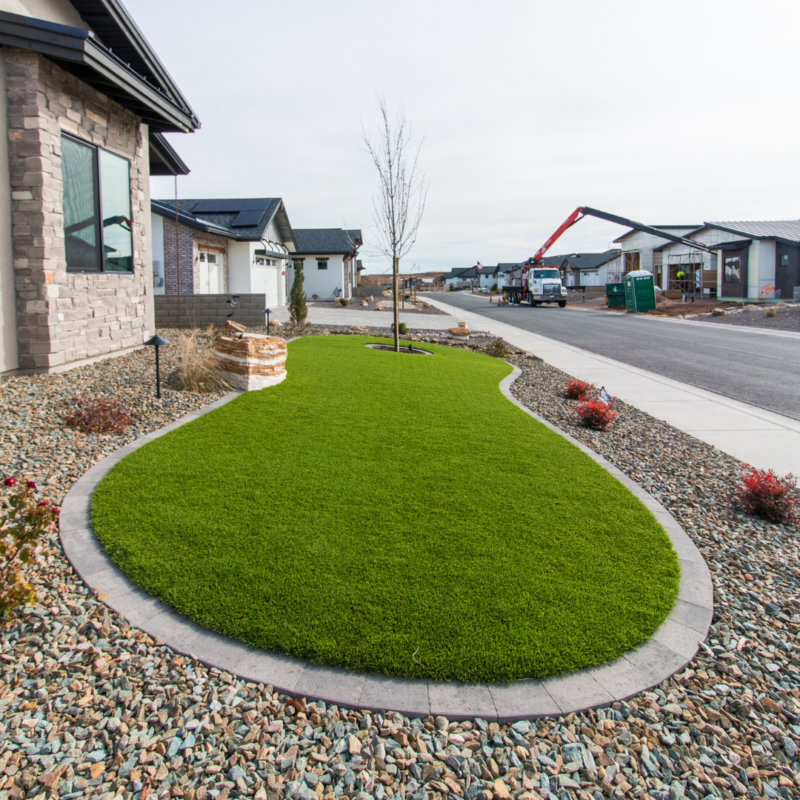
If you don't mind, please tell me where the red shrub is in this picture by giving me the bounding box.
[736,467,798,526]
[576,398,617,430]
[64,397,131,434]
[563,379,595,400]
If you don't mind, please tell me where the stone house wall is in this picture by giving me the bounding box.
[162,217,231,295]
[5,48,153,370]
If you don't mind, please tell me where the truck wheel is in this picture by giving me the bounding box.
[558,300,567,308]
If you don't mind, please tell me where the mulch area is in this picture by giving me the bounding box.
[0,328,798,799]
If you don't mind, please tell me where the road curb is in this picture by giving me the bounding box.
[59,349,714,722]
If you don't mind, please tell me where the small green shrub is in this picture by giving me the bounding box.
[765,307,777,318]
[448,284,456,292]
[338,298,349,307]
[491,283,499,292]
[391,322,409,335]
[290,263,308,323]
[485,339,510,359]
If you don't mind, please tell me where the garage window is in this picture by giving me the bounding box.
[62,134,133,273]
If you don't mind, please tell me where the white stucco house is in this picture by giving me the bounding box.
[151,198,296,308]
[288,229,362,301]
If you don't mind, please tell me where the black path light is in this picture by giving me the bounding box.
[143,335,170,398]
[264,308,272,335]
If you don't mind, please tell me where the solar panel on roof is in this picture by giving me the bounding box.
[192,199,248,214]
[232,199,271,228]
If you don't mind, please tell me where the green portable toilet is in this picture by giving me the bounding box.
[624,270,657,313]
[605,282,625,308]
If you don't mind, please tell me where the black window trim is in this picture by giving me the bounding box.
[62,131,134,275]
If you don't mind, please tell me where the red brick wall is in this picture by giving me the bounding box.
[162,218,230,295]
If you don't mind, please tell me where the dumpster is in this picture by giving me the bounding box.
[605,282,625,308]
[623,270,657,313]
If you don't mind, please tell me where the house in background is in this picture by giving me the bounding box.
[289,229,362,301]
[0,2,199,373]
[656,221,800,300]
[442,268,471,287]
[561,250,621,287]
[151,198,296,308]
[605,225,701,289]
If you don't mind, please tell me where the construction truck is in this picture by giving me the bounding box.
[516,206,715,307]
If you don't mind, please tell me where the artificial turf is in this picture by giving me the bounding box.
[91,336,679,682]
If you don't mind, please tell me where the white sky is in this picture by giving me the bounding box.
[139,0,800,275]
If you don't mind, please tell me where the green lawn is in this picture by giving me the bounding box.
[92,336,679,682]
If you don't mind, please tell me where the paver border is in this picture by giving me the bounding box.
[59,353,714,722]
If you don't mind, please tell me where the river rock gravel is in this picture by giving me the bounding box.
[1,330,799,800]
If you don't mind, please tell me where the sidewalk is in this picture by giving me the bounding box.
[422,296,800,476]
[271,303,458,331]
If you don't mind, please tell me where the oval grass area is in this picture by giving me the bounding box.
[92,335,679,683]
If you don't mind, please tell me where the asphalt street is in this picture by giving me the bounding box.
[427,292,800,421]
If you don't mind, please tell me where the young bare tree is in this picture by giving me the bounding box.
[363,99,428,351]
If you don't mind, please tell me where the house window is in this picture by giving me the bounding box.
[62,134,133,273]
[317,259,328,270]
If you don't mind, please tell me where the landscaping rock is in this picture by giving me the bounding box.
[213,332,288,391]
[1,327,799,800]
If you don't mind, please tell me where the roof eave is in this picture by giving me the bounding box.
[0,11,198,132]
[71,0,199,123]
[148,131,190,176]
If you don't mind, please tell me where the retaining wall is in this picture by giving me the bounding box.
[155,294,268,329]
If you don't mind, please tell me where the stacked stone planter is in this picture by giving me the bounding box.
[213,324,287,391]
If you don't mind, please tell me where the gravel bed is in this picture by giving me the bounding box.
[1,331,799,800]
[695,305,800,332]
[310,299,448,315]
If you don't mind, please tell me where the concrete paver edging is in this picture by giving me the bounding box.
[59,359,713,722]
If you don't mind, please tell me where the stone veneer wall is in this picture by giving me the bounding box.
[5,49,152,370]
[154,293,268,329]
[162,217,231,295]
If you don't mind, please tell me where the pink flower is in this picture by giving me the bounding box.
[3,477,14,487]
[26,481,36,490]
[38,501,48,508]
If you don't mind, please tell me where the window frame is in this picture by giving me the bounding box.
[317,258,329,270]
[62,132,134,275]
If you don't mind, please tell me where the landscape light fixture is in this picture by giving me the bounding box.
[264,308,272,335]
[143,335,170,399]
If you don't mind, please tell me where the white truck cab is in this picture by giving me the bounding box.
[525,268,567,307]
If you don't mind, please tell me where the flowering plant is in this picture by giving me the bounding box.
[575,398,617,430]
[1,477,58,621]
[736,467,798,526]
[563,379,595,400]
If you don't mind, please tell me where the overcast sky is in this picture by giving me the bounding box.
[139,0,800,275]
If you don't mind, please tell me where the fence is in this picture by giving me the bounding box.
[155,294,268,329]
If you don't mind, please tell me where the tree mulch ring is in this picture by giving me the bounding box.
[365,343,432,354]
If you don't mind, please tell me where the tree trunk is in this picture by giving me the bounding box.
[393,256,400,351]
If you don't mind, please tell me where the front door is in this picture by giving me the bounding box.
[721,247,748,298]
[776,244,798,301]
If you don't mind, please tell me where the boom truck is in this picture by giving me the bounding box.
[516,206,716,307]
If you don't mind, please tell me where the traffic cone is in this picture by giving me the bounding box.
[489,295,492,303]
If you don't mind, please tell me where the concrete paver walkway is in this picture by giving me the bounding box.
[423,295,800,476]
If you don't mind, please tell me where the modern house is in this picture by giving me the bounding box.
[607,219,800,299]
[442,268,471,287]
[0,1,199,374]
[655,221,800,300]
[561,250,621,287]
[151,198,295,308]
[605,225,701,290]
[289,228,362,301]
